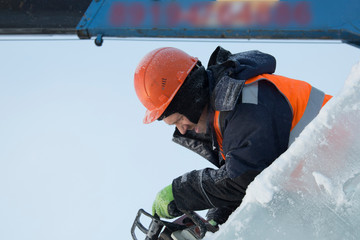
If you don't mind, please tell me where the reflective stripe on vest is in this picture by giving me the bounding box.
[213,74,331,160]
[289,86,325,144]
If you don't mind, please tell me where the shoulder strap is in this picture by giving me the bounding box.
[214,111,231,161]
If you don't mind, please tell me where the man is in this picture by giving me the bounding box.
[134,46,332,226]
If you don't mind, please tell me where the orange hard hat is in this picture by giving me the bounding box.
[134,47,198,124]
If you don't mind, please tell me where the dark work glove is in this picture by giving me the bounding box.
[206,205,239,225]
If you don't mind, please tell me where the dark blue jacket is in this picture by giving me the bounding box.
[171,47,292,216]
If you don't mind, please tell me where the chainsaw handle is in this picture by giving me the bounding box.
[181,210,207,239]
[131,209,210,240]
[131,209,164,240]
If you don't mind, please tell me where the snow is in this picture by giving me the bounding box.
[206,62,360,240]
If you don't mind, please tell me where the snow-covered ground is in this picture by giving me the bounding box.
[207,62,360,240]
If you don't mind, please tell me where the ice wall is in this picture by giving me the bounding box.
[208,62,360,240]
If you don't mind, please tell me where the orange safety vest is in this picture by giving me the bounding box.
[214,74,332,160]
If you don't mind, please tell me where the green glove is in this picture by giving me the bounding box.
[208,219,218,227]
[152,184,182,219]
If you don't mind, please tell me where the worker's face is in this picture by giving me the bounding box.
[163,109,208,135]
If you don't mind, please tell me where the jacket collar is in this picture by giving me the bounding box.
[211,75,245,112]
[172,127,221,168]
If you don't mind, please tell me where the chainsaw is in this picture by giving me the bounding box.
[131,209,219,240]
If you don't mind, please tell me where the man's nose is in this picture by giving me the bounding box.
[177,124,188,135]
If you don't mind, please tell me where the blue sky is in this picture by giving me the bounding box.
[0,36,359,240]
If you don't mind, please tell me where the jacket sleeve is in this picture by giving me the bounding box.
[172,99,290,211]
[172,166,245,210]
